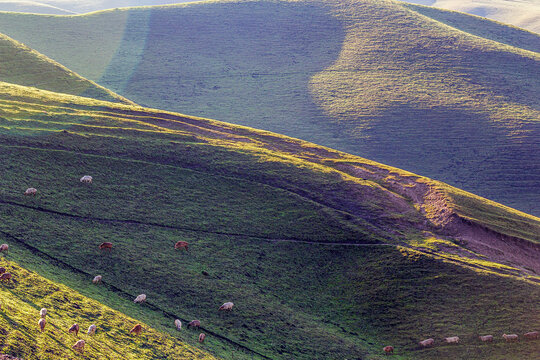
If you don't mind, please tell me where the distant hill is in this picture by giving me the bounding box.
[0,80,539,359]
[396,0,540,34]
[0,0,536,217]
[0,32,131,104]
[0,1,75,14]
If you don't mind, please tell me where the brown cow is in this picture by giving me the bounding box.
[99,242,113,250]
[0,273,12,282]
[199,333,206,343]
[38,318,46,332]
[174,241,188,251]
[73,339,85,353]
[479,335,493,342]
[130,324,142,335]
[524,331,539,340]
[502,334,518,342]
[0,244,8,254]
[188,320,201,328]
[69,323,79,336]
[419,338,434,347]
[383,345,393,354]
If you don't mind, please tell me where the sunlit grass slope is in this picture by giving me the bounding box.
[0,258,217,359]
[0,32,131,104]
[0,81,538,359]
[0,0,537,217]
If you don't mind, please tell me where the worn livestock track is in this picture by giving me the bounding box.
[0,228,272,360]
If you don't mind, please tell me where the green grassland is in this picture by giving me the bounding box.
[0,32,130,105]
[0,0,537,216]
[0,81,538,359]
[0,258,217,359]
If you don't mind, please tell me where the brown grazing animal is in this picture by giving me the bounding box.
[383,345,394,354]
[40,308,47,318]
[502,334,518,342]
[92,275,102,284]
[199,333,206,343]
[0,273,12,282]
[38,318,46,332]
[0,244,8,254]
[174,241,188,251]
[174,319,182,330]
[99,242,113,250]
[68,323,79,336]
[218,302,234,311]
[479,335,493,342]
[0,267,5,274]
[445,336,459,344]
[188,320,201,328]
[24,188,37,196]
[130,324,142,335]
[524,331,539,340]
[73,339,85,353]
[419,338,434,347]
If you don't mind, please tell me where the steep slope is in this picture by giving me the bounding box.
[0,0,537,217]
[0,81,538,359]
[0,257,217,359]
[0,32,131,104]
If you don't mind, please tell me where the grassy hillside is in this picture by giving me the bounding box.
[0,31,131,104]
[0,257,217,359]
[0,0,537,217]
[0,81,538,359]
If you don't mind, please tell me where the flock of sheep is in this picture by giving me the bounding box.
[381,331,539,354]
[4,176,538,357]
[0,176,236,354]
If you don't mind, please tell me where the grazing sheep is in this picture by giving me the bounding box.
[218,302,234,311]
[134,294,146,303]
[38,318,46,332]
[92,275,102,284]
[0,267,5,274]
[188,320,201,328]
[0,244,8,254]
[87,324,97,335]
[524,331,539,340]
[445,336,459,344]
[24,188,37,196]
[174,241,188,251]
[69,323,79,336]
[502,334,518,342]
[80,175,93,183]
[419,338,434,347]
[0,273,12,282]
[73,339,85,353]
[199,333,206,343]
[174,319,182,331]
[479,335,493,342]
[130,324,142,335]
[99,242,113,250]
[40,308,47,318]
[383,345,394,354]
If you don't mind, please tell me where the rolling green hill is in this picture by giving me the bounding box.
[0,0,536,217]
[0,258,216,359]
[0,31,131,104]
[0,80,538,359]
